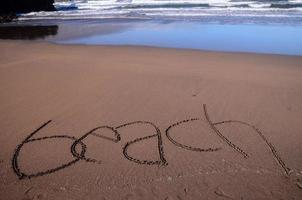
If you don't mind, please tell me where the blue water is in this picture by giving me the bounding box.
[3,0,302,55]
[59,22,302,55]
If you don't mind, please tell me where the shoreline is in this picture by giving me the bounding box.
[2,39,302,58]
[1,20,302,56]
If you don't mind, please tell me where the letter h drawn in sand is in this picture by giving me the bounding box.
[166,104,291,176]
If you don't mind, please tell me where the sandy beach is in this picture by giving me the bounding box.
[0,41,302,199]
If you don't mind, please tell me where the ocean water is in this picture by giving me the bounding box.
[17,0,302,24]
[1,0,302,55]
[58,22,302,55]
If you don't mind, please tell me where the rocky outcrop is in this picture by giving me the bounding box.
[0,0,56,22]
[0,0,55,13]
[0,13,17,23]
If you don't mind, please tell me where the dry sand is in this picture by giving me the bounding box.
[0,41,302,199]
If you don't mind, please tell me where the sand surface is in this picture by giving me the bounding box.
[0,41,302,199]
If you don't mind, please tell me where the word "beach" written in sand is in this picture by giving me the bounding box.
[12,104,291,180]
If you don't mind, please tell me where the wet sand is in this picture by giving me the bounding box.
[0,41,302,199]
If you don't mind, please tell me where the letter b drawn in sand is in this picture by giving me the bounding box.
[11,121,115,179]
[12,120,87,179]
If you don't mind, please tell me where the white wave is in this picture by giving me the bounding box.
[17,0,302,21]
[249,3,271,8]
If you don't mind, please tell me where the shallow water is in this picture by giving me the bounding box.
[54,21,302,55]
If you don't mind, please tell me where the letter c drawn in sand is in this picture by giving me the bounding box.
[166,118,222,152]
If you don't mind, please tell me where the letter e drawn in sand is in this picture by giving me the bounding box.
[71,126,121,164]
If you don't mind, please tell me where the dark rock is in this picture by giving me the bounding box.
[0,0,55,22]
[0,13,17,23]
[0,0,55,14]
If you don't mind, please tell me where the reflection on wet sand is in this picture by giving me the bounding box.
[0,25,58,40]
